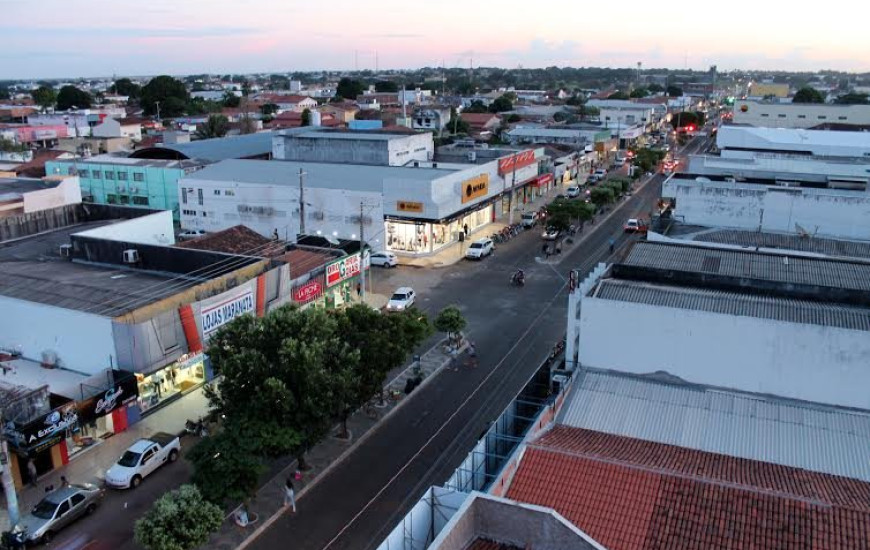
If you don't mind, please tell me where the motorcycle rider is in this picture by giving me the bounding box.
[512,269,525,286]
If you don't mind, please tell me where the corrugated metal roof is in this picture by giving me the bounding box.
[624,241,870,292]
[159,132,275,162]
[594,279,870,331]
[557,370,870,482]
[694,229,870,261]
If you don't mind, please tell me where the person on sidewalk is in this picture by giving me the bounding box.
[555,242,562,255]
[463,223,469,237]
[27,459,37,488]
[284,477,297,513]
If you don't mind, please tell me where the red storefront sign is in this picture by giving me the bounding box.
[533,173,554,187]
[498,150,536,175]
[326,253,362,288]
[293,279,323,304]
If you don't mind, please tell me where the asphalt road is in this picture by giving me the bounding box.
[249,155,671,550]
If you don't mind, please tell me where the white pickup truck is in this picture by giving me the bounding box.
[105,433,181,489]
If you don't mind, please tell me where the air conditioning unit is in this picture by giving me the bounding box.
[58,244,72,258]
[122,249,140,263]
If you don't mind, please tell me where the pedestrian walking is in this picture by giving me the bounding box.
[356,282,362,297]
[609,238,616,254]
[463,223,469,237]
[169,368,177,388]
[284,477,297,513]
[27,459,37,488]
[555,242,562,255]
[60,476,69,488]
[541,243,548,256]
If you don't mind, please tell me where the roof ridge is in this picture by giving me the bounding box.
[528,443,843,510]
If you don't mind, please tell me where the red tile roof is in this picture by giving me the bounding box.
[175,225,283,256]
[274,248,337,279]
[506,426,870,550]
[465,539,523,550]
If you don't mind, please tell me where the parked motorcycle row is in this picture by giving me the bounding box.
[490,223,524,244]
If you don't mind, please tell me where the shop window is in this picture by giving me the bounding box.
[132,196,150,205]
[118,172,128,181]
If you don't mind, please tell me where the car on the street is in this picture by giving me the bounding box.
[593,168,608,179]
[19,484,105,544]
[521,211,539,228]
[369,251,398,268]
[587,174,600,184]
[177,229,206,240]
[105,433,181,489]
[386,287,416,311]
[542,227,561,240]
[566,185,581,198]
[465,238,494,260]
[623,218,648,233]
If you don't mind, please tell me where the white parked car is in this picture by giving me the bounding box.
[369,251,398,268]
[566,185,581,198]
[177,229,206,240]
[105,433,181,489]
[521,211,539,228]
[542,227,561,241]
[465,238,494,260]
[386,287,416,311]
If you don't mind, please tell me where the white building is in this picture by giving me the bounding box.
[0,176,82,215]
[566,241,870,410]
[412,106,452,133]
[272,129,434,166]
[179,152,542,255]
[91,117,143,141]
[686,153,870,185]
[733,99,870,128]
[505,128,589,146]
[717,125,870,159]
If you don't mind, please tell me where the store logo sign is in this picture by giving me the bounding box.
[326,254,361,288]
[95,387,124,415]
[397,201,424,213]
[293,280,322,304]
[461,174,489,204]
[498,150,536,175]
[201,291,255,336]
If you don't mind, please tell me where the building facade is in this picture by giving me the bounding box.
[733,100,870,128]
[272,129,434,166]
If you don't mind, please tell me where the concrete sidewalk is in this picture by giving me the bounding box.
[205,337,467,550]
[0,386,210,532]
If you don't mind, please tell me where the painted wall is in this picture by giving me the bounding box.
[0,297,116,374]
[664,178,870,239]
[688,154,870,181]
[21,177,82,213]
[733,100,870,129]
[74,211,175,245]
[273,132,433,167]
[578,297,870,410]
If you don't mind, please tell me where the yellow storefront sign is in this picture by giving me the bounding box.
[461,174,489,203]
[397,201,424,213]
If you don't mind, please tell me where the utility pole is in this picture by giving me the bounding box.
[155,101,161,122]
[1,411,20,527]
[298,168,307,237]
[359,201,366,305]
[507,154,518,225]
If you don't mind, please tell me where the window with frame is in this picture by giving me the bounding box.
[197,189,203,205]
[91,170,101,179]
[798,115,807,119]
[818,116,827,119]
[106,194,118,204]
[839,116,848,120]
[181,189,187,204]
[224,189,235,196]
[132,196,150,205]
[133,173,144,182]
[214,190,221,195]
[77,169,90,178]
[56,501,70,517]
[777,114,787,118]
[105,171,115,180]
[118,172,128,181]
[118,195,130,204]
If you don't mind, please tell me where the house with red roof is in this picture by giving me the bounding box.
[460,112,502,137]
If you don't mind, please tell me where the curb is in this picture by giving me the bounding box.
[234,339,464,550]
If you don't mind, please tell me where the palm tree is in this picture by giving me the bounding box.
[195,115,229,140]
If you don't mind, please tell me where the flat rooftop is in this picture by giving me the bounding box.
[185,159,460,192]
[0,358,88,396]
[623,241,870,293]
[61,154,204,169]
[0,177,62,200]
[0,221,197,317]
[286,130,425,141]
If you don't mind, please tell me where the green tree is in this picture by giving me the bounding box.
[545,198,595,231]
[56,85,92,110]
[186,98,222,116]
[566,94,585,106]
[647,83,665,93]
[590,186,615,208]
[462,100,489,114]
[608,177,631,194]
[434,305,466,345]
[375,80,399,93]
[31,86,57,111]
[629,88,649,98]
[666,85,683,97]
[0,86,10,100]
[336,77,365,100]
[0,137,28,153]
[507,113,521,123]
[446,108,470,135]
[189,425,269,505]
[222,91,240,108]
[835,92,869,105]
[670,111,702,130]
[301,108,312,127]
[260,103,280,116]
[195,115,229,139]
[489,95,513,113]
[241,81,252,97]
[792,86,825,104]
[134,485,223,550]
[553,111,569,122]
[607,91,629,100]
[109,78,141,99]
[140,75,189,117]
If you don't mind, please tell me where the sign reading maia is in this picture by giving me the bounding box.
[461,174,489,204]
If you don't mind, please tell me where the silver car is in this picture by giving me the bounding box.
[19,484,105,544]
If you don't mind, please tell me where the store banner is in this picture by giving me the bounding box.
[326,253,361,288]
[3,402,79,453]
[293,279,323,304]
[200,284,256,339]
[397,201,424,213]
[77,373,139,424]
[534,174,554,187]
[498,150,536,175]
[461,174,489,204]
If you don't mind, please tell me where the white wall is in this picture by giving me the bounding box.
[21,177,82,213]
[92,119,121,138]
[74,211,175,245]
[0,297,117,375]
[179,178,383,242]
[578,297,870,410]
[733,100,870,128]
[689,154,870,181]
[664,179,870,239]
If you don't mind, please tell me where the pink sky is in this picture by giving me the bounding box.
[2,0,867,79]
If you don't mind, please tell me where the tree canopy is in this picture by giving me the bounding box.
[489,95,514,113]
[375,80,399,93]
[607,91,630,100]
[109,78,141,99]
[222,91,241,108]
[134,485,223,550]
[792,86,825,104]
[629,88,649,98]
[647,83,665,93]
[545,198,595,231]
[666,85,683,97]
[140,75,189,117]
[433,306,466,342]
[31,85,56,110]
[56,86,92,110]
[835,92,869,105]
[301,108,312,127]
[337,77,365,100]
[462,100,489,114]
[194,115,229,140]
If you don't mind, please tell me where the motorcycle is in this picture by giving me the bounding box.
[185,418,209,437]
[1,527,27,549]
[510,271,526,287]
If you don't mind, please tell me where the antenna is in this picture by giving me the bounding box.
[375,51,379,72]
[354,50,359,72]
